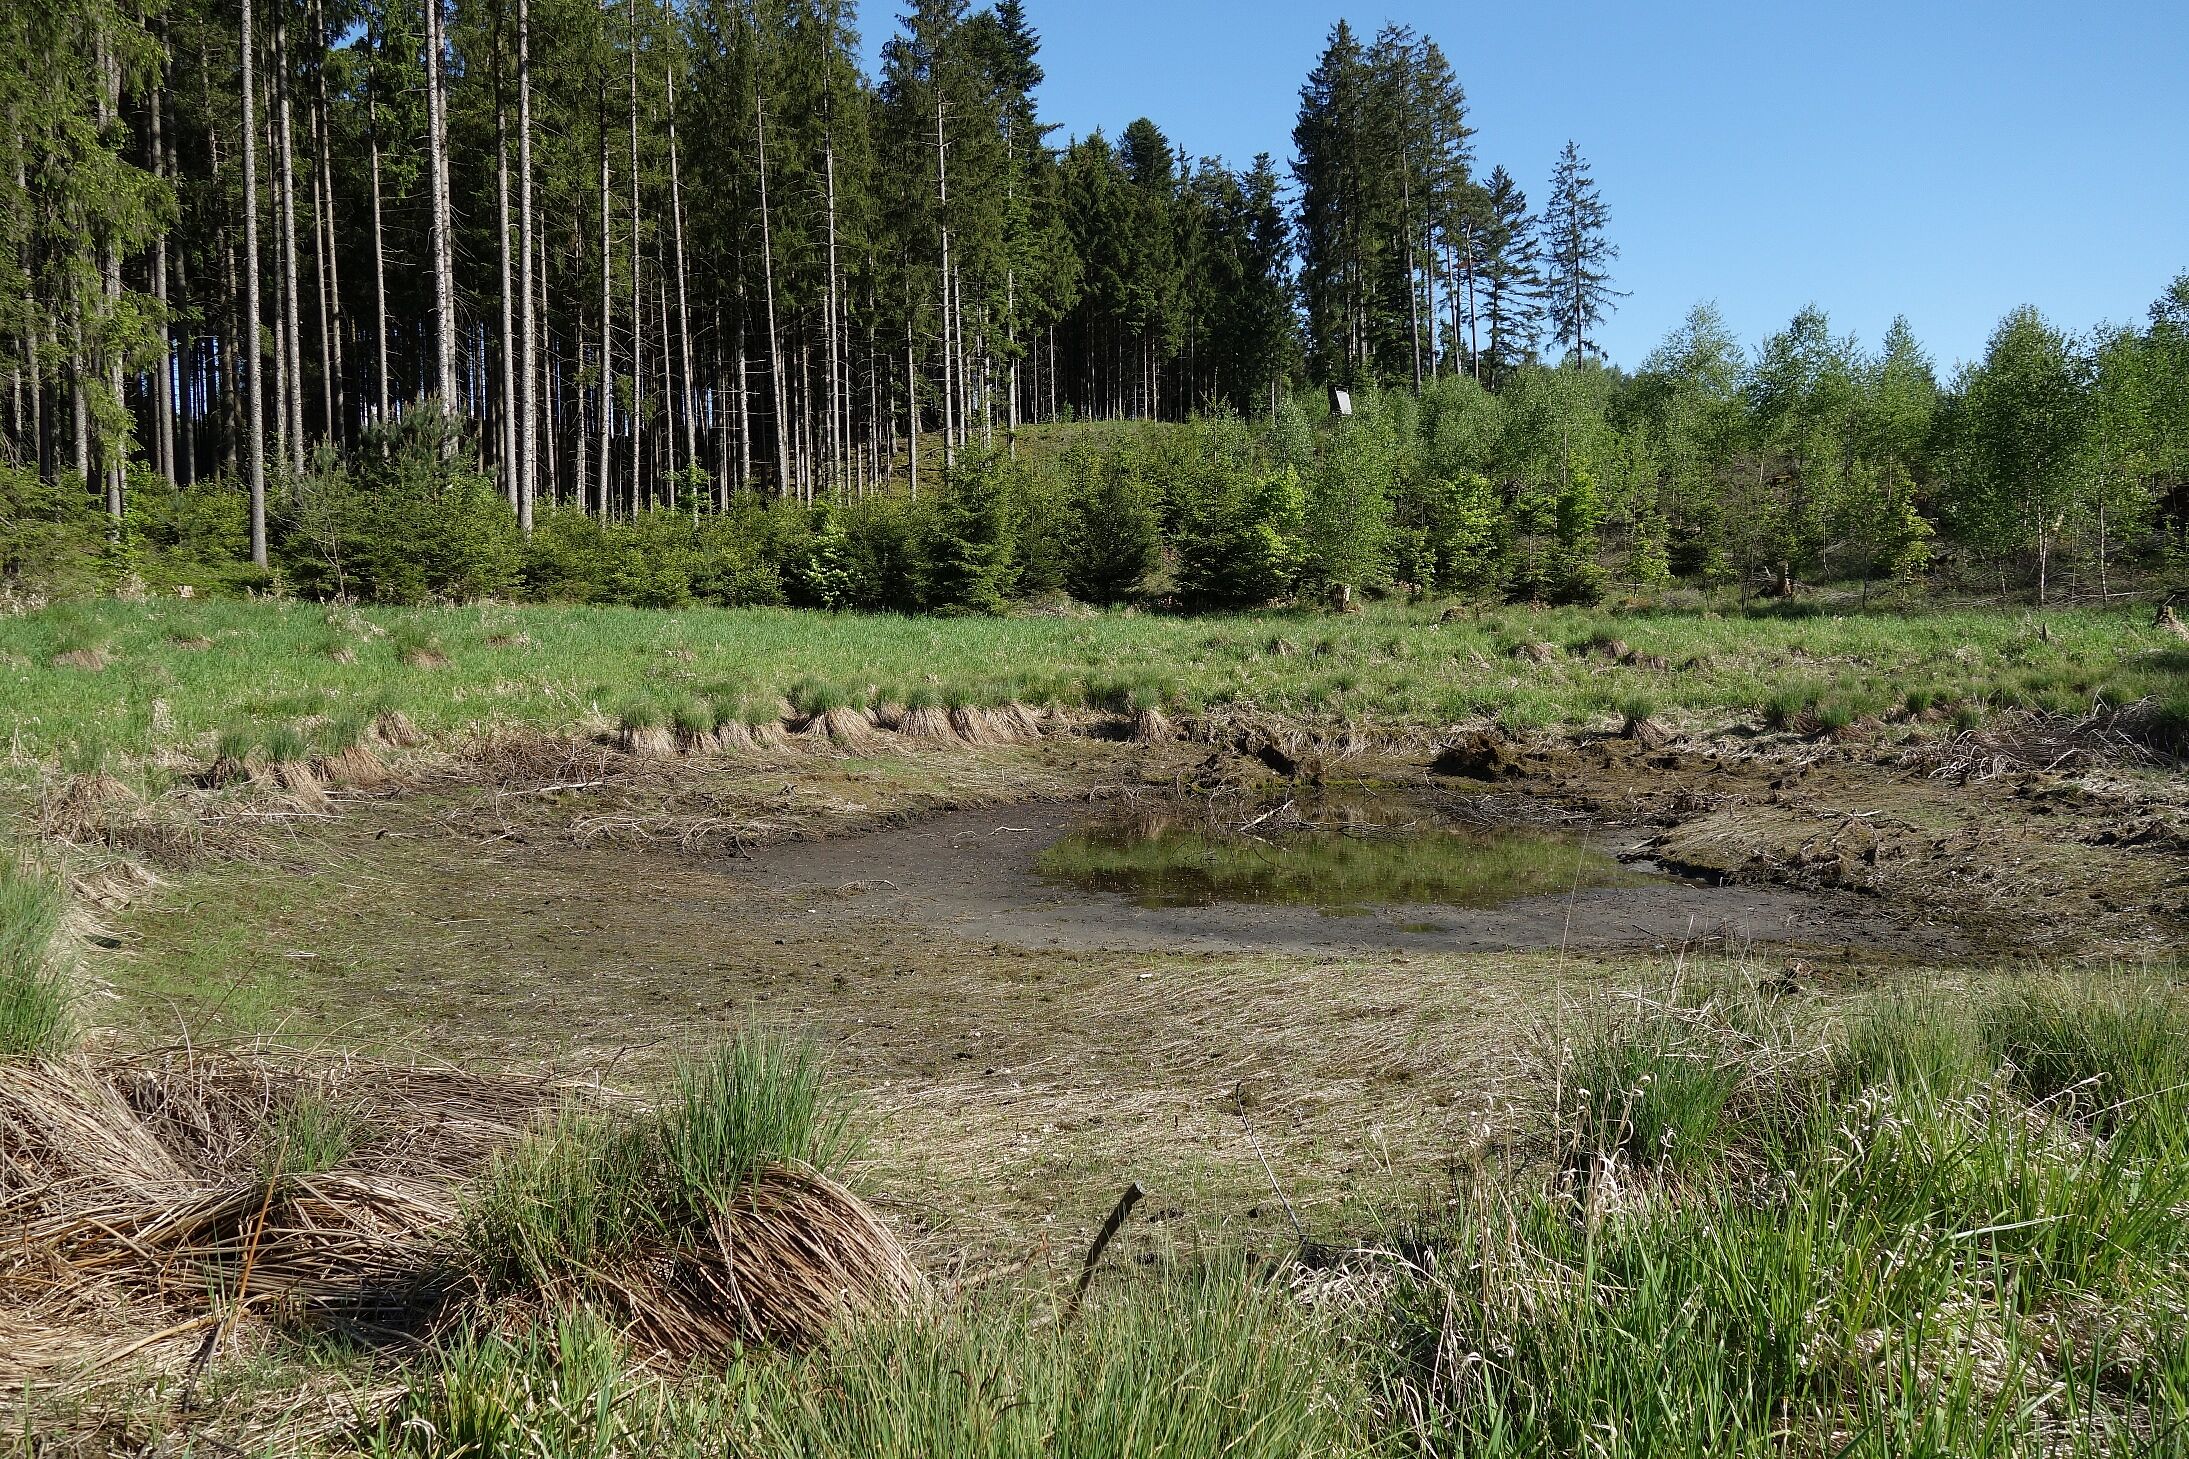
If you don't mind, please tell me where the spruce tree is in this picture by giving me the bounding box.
[1538,140,1619,363]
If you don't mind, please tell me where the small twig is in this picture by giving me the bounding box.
[1068,1181,1146,1313]
[1234,1083,1306,1247]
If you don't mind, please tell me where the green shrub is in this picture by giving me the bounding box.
[280,414,522,603]
[918,453,1016,615]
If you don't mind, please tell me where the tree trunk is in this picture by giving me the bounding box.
[424,0,458,408]
[755,90,789,495]
[311,0,344,444]
[150,79,176,485]
[495,33,518,506]
[936,93,954,468]
[824,135,842,493]
[367,64,391,426]
[595,2,612,515]
[241,0,267,563]
[275,8,304,468]
[626,0,641,512]
[517,0,537,528]
[667,63,695,501]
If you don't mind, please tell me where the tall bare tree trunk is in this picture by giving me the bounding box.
[595,3,612,515]
[367,65,390,425]
[275,9,304,468]
[311,0,345,443]
[754,91,789,495]
[517,0,537,529]
[935,94,953,468]
[242,0,267,563]
[626,0,641,512]
[424,0,458,408]
[667,63,695,500]
[823,134,842,492]
[151,79,176,485]
[495,27,518,505]
[905,335,917,500]
[732,276,749,493]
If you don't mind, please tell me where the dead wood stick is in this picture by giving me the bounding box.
[1069,1182,1146,1311]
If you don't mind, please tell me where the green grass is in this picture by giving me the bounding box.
[257,1087,362,1177]
[0,598,2174,774]
[463,1032,853,1294]
[0,856,73,1057]
[372,1266,1379,1459]
[1373,974,2189,1458]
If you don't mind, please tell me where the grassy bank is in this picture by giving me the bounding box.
[342,972,2189,1459]
[2,594,2179,777]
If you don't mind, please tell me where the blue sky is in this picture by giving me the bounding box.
[858,1,2188,373]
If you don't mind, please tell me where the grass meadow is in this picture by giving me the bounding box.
[0,593,2180,779]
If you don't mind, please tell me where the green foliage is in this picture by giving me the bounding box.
[1381,978,2189,1457]
[0,465,109,598]
[0,858,73,1059]
[464,1032,852,1293]
[258,1089,362,1178]
[1061,447,1163,603]
[282,416,522,604]
[918,454,1016,616]
[376,1269,1375,1459]
[1172,459,1305,610]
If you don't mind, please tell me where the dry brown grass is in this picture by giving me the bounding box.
[0,1051,542,1388]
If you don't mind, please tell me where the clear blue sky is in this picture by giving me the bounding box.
[858,1,2188,373]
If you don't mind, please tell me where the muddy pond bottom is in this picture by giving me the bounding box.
[732,794,1964,960]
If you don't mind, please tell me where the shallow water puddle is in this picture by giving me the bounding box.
[730,787,1962,959]
[1035,796,1647,915]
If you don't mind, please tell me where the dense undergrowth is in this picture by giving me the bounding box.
[2,595,2181,778]
[343,973,2189,1459]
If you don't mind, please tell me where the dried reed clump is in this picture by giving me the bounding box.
[1128,707,1175,745]
[462,1036,926,1358]
[870,702,908,733]
[945,705,994,743]
[618,725,676,757]
[0,1052,546,1383]
[711,720,758,754]
[317,742,396,791]
[1920,704,2171,780]
[804,706,876,747]
[898,704,957,741]
[372,709,427,749]
[34,775,143,846]
[998,703,1047,741]
[259,759,331,808]
[486,1163,928,1356]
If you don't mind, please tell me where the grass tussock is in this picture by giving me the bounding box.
[0,858,73,1059]
[1380,973,2189,1457]
[463,1032,922,1353]
[372,1265,1375,1458]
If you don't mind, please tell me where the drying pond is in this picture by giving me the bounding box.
[733,788,1962,959]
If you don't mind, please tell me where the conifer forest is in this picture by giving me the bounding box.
[4,0,2182,609]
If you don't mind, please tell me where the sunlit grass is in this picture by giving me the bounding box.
[0,597,2174,775]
